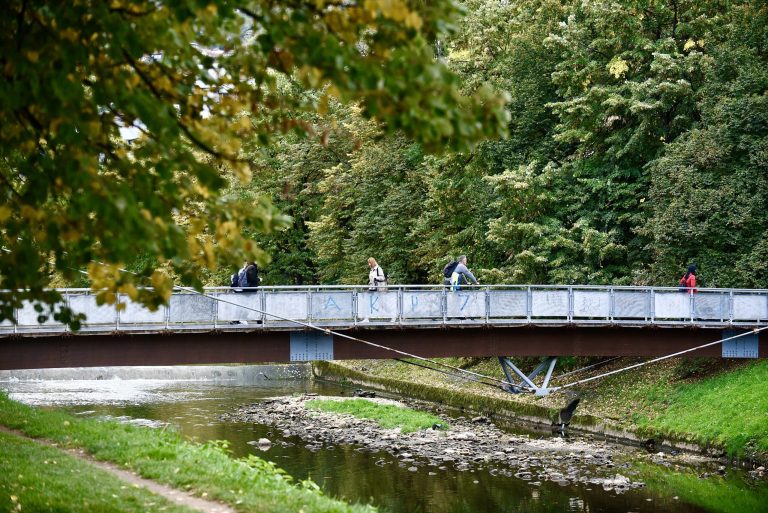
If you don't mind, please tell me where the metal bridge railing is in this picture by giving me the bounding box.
[2,284,767,335]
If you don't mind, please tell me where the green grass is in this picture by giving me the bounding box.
[305,398,445,433]
[637,360,768,456]
[0,393,376,513]
[0,431,198,513]
[313,360,557,421]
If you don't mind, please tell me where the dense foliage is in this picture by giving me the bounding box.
[4,0,767,325]
[0,0,509,325]
[235,0,767,288]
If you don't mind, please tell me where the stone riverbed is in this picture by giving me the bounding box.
[222,394,662,492]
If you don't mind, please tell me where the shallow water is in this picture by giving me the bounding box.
[3,375,767,513]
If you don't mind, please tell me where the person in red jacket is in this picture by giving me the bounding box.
[679,264,697,294]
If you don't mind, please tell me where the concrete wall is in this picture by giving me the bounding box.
[0,364,311,383]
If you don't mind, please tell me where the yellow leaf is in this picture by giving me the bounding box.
[326,84,341,99]
[188,218,206,235]
[404,11,423,30]
[60,28,79,42]
[607,57,628,79]
[20,205,42,220]
[125,73,141,89]
[150,270,172,301]
[237,116,252,131]
[61,230,80,242]
[232,161,252,183]
[101,291,117,305]
[0,205,11,223]
[156,75,173,92]
[203,240,215,269]
[118,282,139,300]
[299,65,323,88]
[150,270,167,289]
[49,118,64,134]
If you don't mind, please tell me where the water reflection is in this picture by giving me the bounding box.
[2,377,766,512]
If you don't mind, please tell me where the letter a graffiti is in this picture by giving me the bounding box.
[324,296,341,311]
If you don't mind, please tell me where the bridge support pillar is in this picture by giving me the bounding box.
[498,356,558,396]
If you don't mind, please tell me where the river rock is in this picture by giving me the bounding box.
[221,394,653,491]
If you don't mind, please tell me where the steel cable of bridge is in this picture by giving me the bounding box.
[548,356,625,382]
[392,357,505,390]
[550,326,768,393]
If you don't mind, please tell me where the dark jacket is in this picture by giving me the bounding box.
[243,264,260,288]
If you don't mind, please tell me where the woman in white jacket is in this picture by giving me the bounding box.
[367,257,387,291]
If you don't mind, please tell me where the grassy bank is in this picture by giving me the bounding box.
[0,393,375,513]
[316,358,768,461]
[634,361,768,456]
[0,431,198,513]
[305,398,445,433]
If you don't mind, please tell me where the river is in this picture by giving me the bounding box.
[2,368,767,513]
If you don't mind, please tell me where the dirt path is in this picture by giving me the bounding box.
[0,425,236,513]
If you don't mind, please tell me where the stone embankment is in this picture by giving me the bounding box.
[223,394,649,492]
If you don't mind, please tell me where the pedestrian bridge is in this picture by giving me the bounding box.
[1,285,766,370]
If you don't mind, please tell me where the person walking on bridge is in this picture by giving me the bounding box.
[449,255,479,291]
[240,261,261,290]
[678,264,697,294]
[368,257,387,292]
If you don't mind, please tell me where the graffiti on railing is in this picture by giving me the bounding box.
[2,285,767,334]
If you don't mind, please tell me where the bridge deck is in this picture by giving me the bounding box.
[1,285,766,370]
[3,285,767,336]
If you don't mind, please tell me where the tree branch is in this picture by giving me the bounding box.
[16,0,28,51]
[123,49,244,162]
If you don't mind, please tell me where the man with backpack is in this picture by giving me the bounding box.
[230,260,260,291]
[241,261,260,289]
[443,255,479,290]
[228,261,261,325]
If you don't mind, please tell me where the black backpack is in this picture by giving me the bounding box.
[443,260,459,278]
[230,272,239,288]
[241,264,260,288]
[375,266,388,285]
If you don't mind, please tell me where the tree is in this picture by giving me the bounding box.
[639,3,768,287]
[0,0,508,326]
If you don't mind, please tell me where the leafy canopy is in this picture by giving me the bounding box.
[0,0,508,326]
[257,0,768,288]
